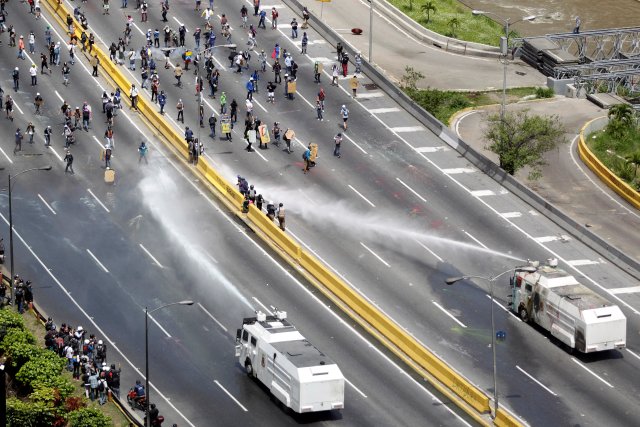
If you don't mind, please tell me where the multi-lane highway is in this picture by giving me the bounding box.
[2,0,640,426]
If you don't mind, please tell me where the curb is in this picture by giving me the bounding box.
[578,118,640,210]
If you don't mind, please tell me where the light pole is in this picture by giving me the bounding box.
[145,300,194,427]
[8,166,52,304]
[369,0,374,63]
[472,10,537,121]
[445,265,536,418]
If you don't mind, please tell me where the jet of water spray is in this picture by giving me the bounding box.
[138,171,253,310]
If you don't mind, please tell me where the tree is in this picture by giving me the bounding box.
[400,66,425,91]
[421,2,436,23]
[448,17,461,38]
[606,103,634,137]
[625,151,640,178]
[483,110,567,179]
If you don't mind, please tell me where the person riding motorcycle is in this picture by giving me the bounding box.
[133,380,145,403]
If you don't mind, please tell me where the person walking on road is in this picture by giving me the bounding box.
[301,32,308,54]
[17,35,25,60]
[316,100,323,121]
[176,98,184,122]
[334,132,342,158]
[5,95,14,121]
[91,55,100,77]
[138,141,148,163]
[158,90,166,114]
[14,128,23,154]
[12,67,19,91]
[103,144,112,168]
[29,64,37,86]
[64,150,75,174]
[277,203,285,230]
[349,75,359,98]
[331,64,338,86]
[208,113,217,138]
[129,84,139,110]
[62,62,70,86]
[290,18,298,38]
[340,105,349,130]
[44,125,52,147]
[34,93,44,115]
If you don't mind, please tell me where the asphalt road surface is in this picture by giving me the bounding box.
[1,0,640,426]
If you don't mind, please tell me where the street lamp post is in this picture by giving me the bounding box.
[8,166,52,304]
[445,265,536,418]
[472,10,537,121]
[145,300,194,427]
[369,0,374,63]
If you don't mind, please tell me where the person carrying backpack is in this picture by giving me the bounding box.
[302,146,311,174]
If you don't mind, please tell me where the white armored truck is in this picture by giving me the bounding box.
[235,310,345,413]
[510,259,626,353]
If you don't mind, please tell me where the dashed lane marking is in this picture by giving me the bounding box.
[470,190,495,197]
[360,242,390,267]
[389,126,425,132]
[38,194,56,215]
[348,184,375,207]
[414,146,449,153]
[501,212,522,218]
[432,301,467,328]
[368,107,401,114]
[609,286,640,294]
[214,380,249,412]
[86,249,109,273]
[139,243,164,268]
[442,168,476,174]
[566,259,600,266]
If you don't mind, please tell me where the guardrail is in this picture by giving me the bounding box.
[578,117,640,211]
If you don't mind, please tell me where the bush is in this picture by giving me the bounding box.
[16,349,66,390]
[535,87,554,98]
[0,308,25,331]
[1,328,38,367]
[6,398,56,427]
[67,407,112,427]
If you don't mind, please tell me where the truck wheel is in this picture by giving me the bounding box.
[245,361,254,377]
[518,306,530,323]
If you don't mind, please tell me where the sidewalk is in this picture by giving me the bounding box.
[298,0,546,90]
[450,98,640,264]
[300,0,640,265]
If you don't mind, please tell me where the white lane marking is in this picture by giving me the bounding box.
[533,236,560,243]
[0,212,196,427]
[253,149,269,162]
[470,190,495,197]
[291,39,327,46]
[197,302,229,332]
[516,365,558,396]
[566,259,600,266]
[0,146,14,164]
[395,177,427,202]
[139,243,164,268]
[442,168,476,174]
[454,110,478,137]
[147,312,172,338]
[432,301,467,328]
[368,107,401,114]
[38,194,57,215]
[54,90,65,102]
[463,231,489,249]
[252,297,273,315]
[49,147,64,163]
[501,212,522,218]
[415,146,449,153]
[356,91,385,99]
[626,348,640,360]
[486,294,521,321]
[92,135,106,149]
[259,4,285,9]
[345,377,368,398]
[205,251,219,263]
[173,17,189,31]
[609,286,640,294]
[413,239,444,262]
[214,380,248,412]
[348,184,375,207]
[342,133,367,154]
[295,89,316,109]
[571,358,614,388]
[360,242,390,267]
[528,210,540,216]
[86,249,109,273]
[308,56,334,64]
[253,99,268,113]
[12,100,24,115]
[87,189,110,213]
[390,126,425,133]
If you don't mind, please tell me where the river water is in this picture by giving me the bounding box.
[459,0,640,37]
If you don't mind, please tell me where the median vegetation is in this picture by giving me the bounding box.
[387,0,507,45]
[588,104,640,190]
[400,66,548,123]
[0,307,125,426]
